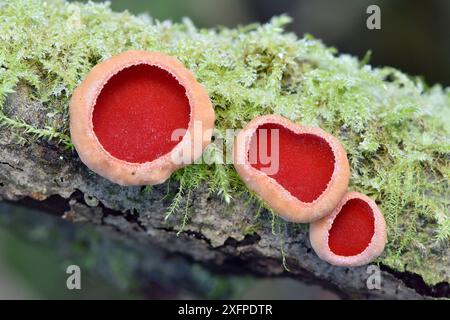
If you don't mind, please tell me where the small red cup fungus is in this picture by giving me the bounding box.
[69,50,215,185]
[233,114,350,223]
[310,191,387,266]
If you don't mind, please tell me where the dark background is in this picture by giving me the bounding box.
[95,0,450,86]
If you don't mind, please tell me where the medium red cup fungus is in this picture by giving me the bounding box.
[69,50,215,185]
[233,114,350,223]
[310,191,387,266]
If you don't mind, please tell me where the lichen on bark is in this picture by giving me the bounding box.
[0,0,449,290]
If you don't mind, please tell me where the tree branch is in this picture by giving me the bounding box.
[1,90,448,299]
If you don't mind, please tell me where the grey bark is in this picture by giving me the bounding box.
[0,86,448,299]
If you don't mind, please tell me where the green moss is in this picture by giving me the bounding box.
[1,0,449,284]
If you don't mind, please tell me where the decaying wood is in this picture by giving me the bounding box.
[0,87,448,299]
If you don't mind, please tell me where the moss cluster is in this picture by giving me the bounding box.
[1,0,449,284]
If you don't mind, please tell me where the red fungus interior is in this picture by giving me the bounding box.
[328,198,375,256]
[250,123,335,203]
[92,64,190,163]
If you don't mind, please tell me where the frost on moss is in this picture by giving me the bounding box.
[0,0,449,284]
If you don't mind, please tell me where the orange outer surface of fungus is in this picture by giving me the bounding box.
[310,191,387,267]
[233,114,350,223]
[69,50,215,186]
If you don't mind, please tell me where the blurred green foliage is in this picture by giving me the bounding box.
[0,202,250,299]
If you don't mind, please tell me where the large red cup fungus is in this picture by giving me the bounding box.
[310,191,387,266]
[233,115,350,222]
[70,50,215,185]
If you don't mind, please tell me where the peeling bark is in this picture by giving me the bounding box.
[0,89,448,299]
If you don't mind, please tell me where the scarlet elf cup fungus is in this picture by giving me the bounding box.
[310,191,387,266]
[233,115,350,223]
[69,50,215,186]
